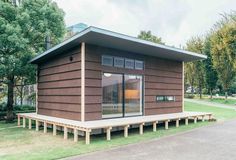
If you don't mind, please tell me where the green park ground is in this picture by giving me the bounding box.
[1,101,236,160]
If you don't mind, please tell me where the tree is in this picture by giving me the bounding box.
[204,37,218,99]
[210,13,236,99]
[186,37,205,99]
[138,30,165,44]
[0,0,65,122]
[184,62,196,95]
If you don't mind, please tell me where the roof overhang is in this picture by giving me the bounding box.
[30,26,207,64]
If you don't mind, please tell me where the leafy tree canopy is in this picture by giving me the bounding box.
[210,12,236,98]
[0,0,66,121]
[138,30,165,44]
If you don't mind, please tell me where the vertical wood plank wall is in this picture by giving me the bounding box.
[37,47,82,120]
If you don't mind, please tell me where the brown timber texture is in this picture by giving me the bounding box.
[37,47,81,121]
[84,44,183,120]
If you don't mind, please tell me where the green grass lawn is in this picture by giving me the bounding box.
[204,98,236,105]
[1,101,236,160]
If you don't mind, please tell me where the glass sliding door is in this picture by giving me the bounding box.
[102,73,123,118]
[124,75,143,116]
[102,73,143,118]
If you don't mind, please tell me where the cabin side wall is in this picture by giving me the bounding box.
[37,47,82,121]
[84,44,183,121]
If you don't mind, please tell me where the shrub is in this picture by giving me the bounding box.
[185,94,195,99]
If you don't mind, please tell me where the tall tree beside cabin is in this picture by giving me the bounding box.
[186,37,205,99]
[184,62,196,95]
[0,0,66,122]
[203,37,218,99]
[210,13,236,100]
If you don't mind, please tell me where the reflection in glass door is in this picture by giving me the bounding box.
[124,75,143,116]
[102,73,123,118]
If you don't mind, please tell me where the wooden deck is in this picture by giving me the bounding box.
[17,112,213,144]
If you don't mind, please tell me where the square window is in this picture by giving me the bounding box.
[114,57,124,68]
[135,60,144,70]
[102,55,113,66]
[125,59,134,69]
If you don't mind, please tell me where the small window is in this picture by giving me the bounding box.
[166,96,175,101]
[102,55,113,66]
[114,57,124,68]
[125,59,134,69]
[156,96,175,102]
[156,96,165,102]
[135,60,144,70]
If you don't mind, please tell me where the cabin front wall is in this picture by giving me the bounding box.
[84,44,183,121]
[37,47,82,121]
[36,43,183,121]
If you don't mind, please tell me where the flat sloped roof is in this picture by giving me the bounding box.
[30,26,206,64]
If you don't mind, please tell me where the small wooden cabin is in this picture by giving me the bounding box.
[30,27,206,122]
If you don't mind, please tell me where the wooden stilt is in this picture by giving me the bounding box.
[106,127,112,141]
[139,123,144,135]
[194,117,197,124]
[202,115,205,122]
[153,121,158,132]
[124,125,129,138]
[23,117,26,128]
[85,130,90,145]
[165,120,169,130]
[74,128,78,142]
[28,118,32,129]
[176,119,179,128]
[185,118,189,125]
[64,126,68,140]
[53,124,57,136]
[35,120,39,131]
[209,114,212,120]
[44,122,47,133]
[17,115,20,126]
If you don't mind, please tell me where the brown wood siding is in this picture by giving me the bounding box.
[84,44,183,121]
[37,47,81,121]
[84,45,102,120]
[144,56,183,115]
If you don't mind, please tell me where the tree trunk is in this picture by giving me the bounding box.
[6,76,14,122]
[225,91,228,100]
[210,89,213,99]
[199,83,202,99]
[20,85,23,106]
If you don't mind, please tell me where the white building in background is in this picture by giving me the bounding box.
[65,23,88,39]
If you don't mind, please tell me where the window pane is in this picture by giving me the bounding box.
[125,59,134,69]
[135,60,143,70]
[156,96,165,102]
[166,96,175,101]
[114,57,124,68]
[102,73,123,118]
[102,55,113,66]
[124,75,143,116]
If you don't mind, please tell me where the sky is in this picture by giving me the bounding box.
[54,0,236,47]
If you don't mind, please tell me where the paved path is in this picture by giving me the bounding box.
[66,120,236,160]
[185,98,236,110]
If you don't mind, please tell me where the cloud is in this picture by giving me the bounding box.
[54,0,236,47]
